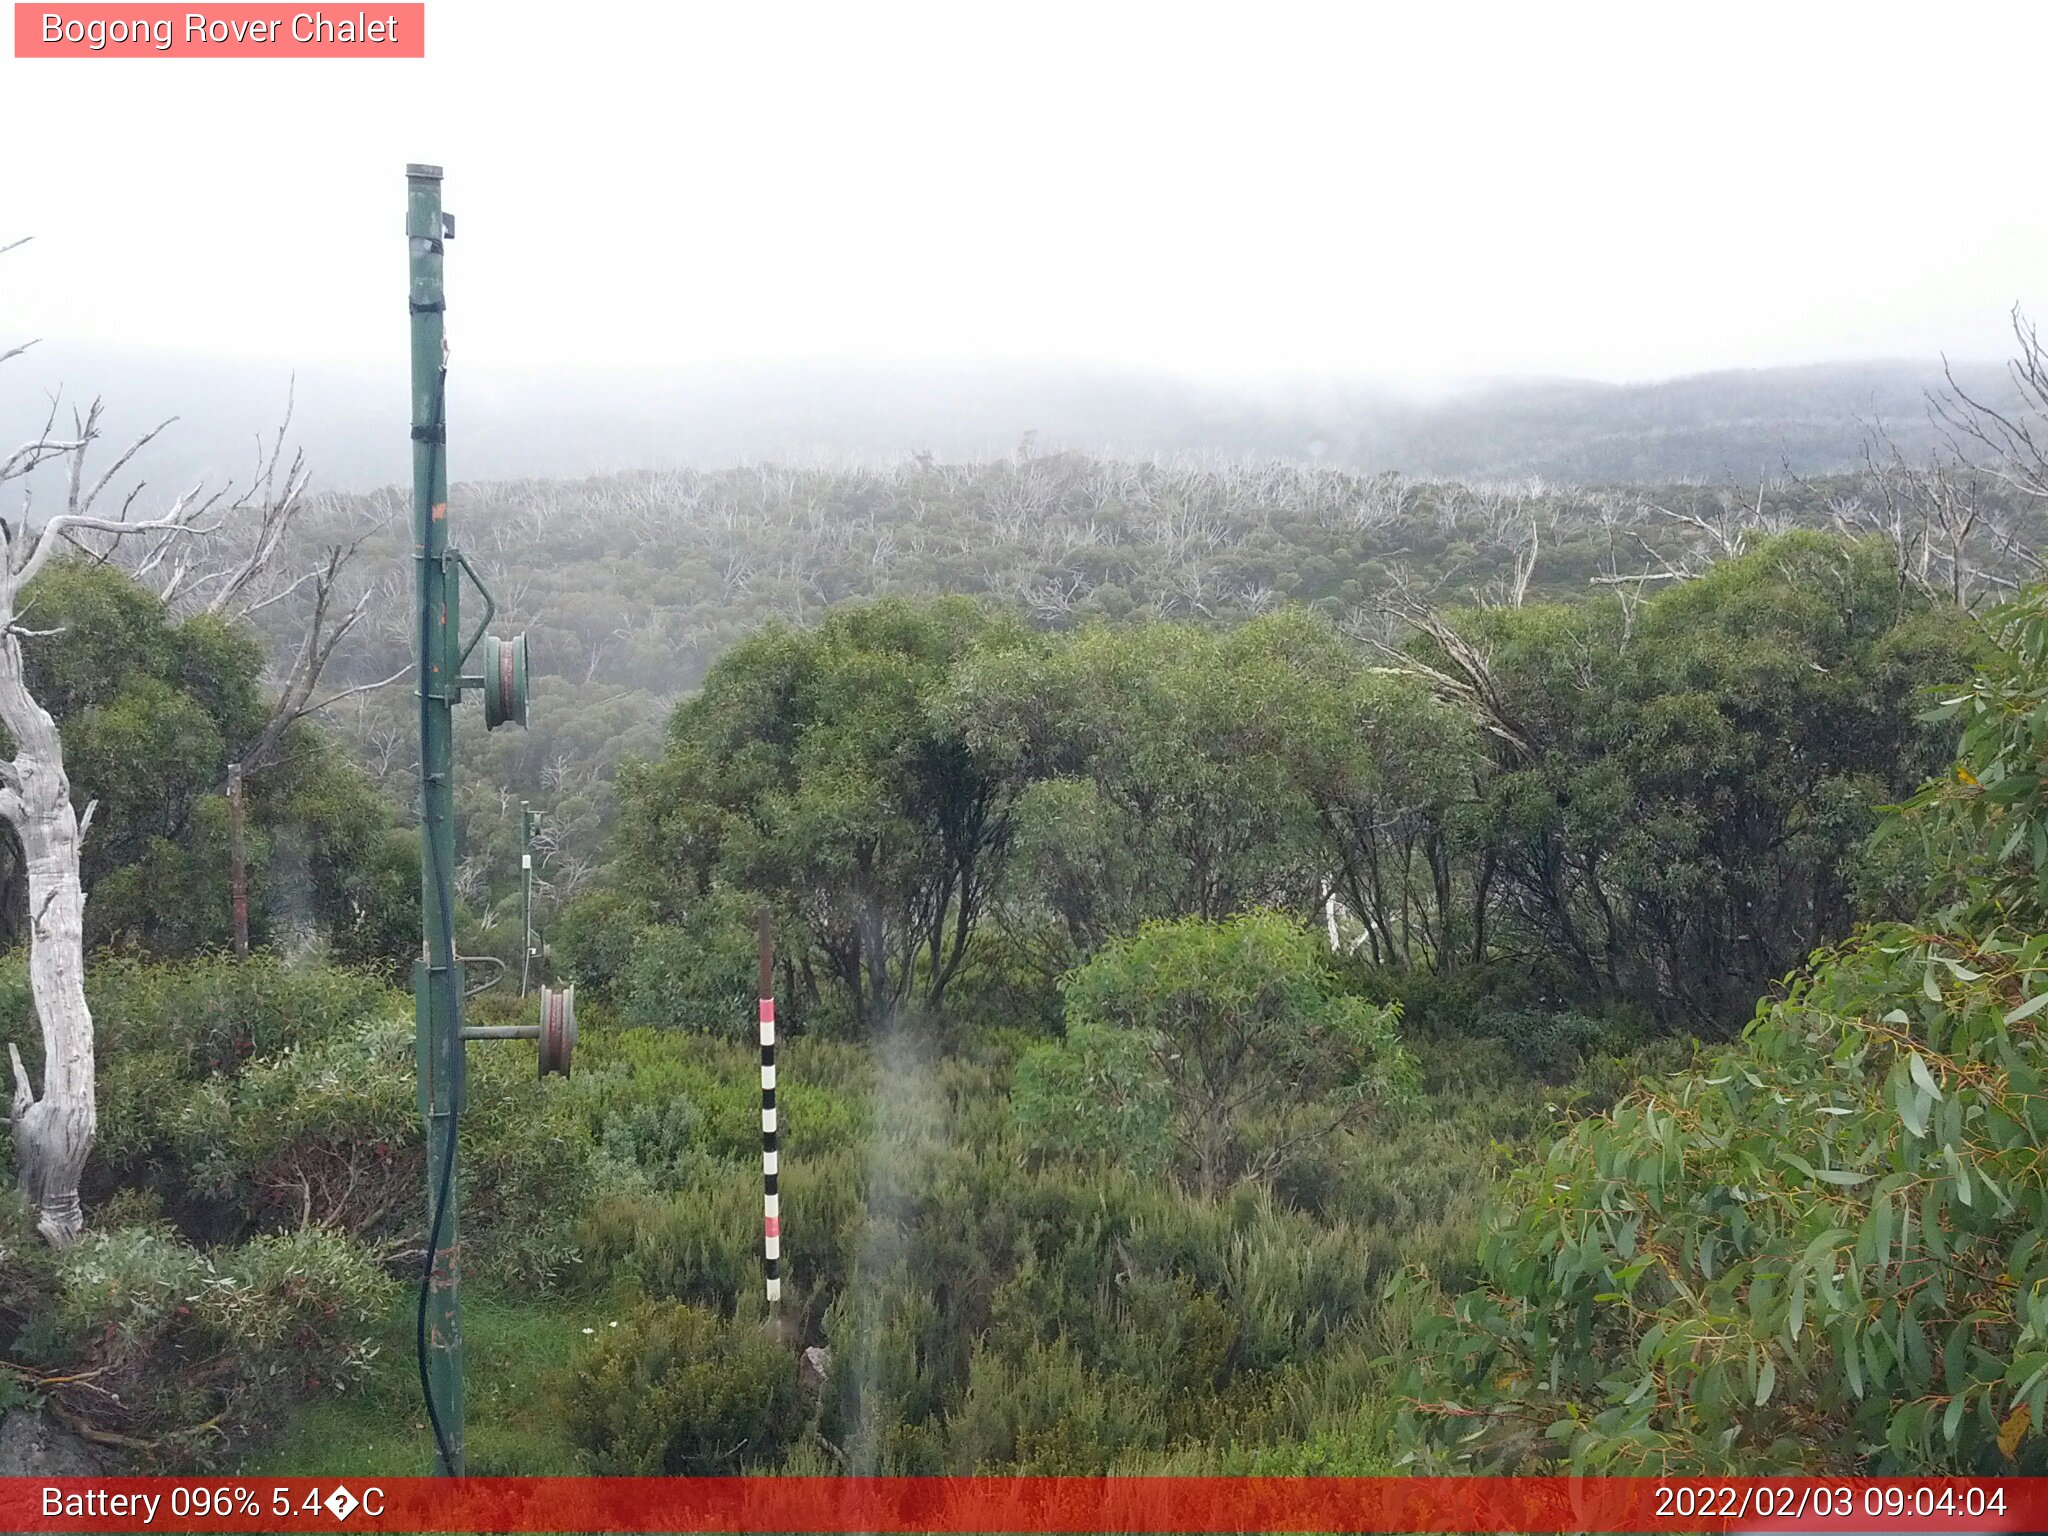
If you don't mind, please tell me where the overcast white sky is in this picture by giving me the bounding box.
[2,0,2043,384]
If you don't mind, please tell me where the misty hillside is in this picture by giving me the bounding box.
[6,342,2008,493]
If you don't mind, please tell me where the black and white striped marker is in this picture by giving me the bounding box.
[758,909,779,1308]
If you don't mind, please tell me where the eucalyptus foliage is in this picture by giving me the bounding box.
[1400,584,2048,1473]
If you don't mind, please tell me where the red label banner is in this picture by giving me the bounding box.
[13,4,424,57]
[0,1476,2040,1533]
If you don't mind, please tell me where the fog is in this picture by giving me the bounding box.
[4,0,2046,396]
[4,340,2004,492]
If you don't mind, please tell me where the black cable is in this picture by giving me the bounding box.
[417,1094,459,1471]
[414,359,461,1477]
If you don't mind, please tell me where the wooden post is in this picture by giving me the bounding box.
[227,761,248,959]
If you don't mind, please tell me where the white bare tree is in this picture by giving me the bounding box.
[2,237,394,1243]
[1,302,212,1241]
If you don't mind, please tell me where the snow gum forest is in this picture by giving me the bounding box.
[12,333,2048,1481]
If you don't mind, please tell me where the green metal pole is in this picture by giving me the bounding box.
[407,161,465,1478]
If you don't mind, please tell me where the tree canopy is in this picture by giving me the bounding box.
[598,534,1969,1041]
[7,560,411,967]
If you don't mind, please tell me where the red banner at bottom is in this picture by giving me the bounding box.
[0,1475,2039,1533]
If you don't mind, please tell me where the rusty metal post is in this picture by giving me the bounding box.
[227,761,248,959]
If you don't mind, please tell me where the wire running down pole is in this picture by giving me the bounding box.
[759,906,780,1312]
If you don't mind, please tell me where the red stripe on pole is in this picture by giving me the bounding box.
[765,1215,781,1237]
[760,999,775,1025]
[0,1477,2033,1532]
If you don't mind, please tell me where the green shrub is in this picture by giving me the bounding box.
[176,1019,418,1236]
[0,1189,60,1346]
[1013,1022,1169,1176]
[779,1148,865,1308]
[78,955,399,1190]
[934,928,1065,1036]
[563,1031,747,1185]
[819,1276,951,1473]
[45,1225,393,1467]
[620,918,755,1037]
[553,889,645,1001]
[577,1144,866,1329]
[1059,912,1414,1196]
[174,1013,595,1288]
[1488,1004,1651,1080]
[461,1045,602,1290]
[1335,961,1489,1038]
[944,1337,1166,1473]
[577,1182,757,1314]
[568,888,769,1040]
[563,1299,800,1472]
[92,954,396,1076]
[568,1026,870,1174]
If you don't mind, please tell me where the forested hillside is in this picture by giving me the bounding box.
[241,450,2040,971]
[9,374,2048,1480]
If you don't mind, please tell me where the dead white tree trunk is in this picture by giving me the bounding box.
[0,456,213,1244]
[1,233,320,1243]
[0,619,94,1244]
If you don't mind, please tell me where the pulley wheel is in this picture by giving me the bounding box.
[483,632,530,730]
[538,983,575,1077]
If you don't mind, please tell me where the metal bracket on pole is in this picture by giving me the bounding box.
[449,548,496,673]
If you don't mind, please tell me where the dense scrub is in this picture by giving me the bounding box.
[0,1188,394,1465]
[2,938,1560,1472]
[0,957,604,1464]
[557,1018,1539,1475]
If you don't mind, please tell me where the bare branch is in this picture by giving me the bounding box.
[71,410,178,521]
[302,663,413,718]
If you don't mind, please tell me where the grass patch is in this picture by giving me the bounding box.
[252,1289,606,1477]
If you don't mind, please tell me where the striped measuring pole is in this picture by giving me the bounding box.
[758,907,780,1309]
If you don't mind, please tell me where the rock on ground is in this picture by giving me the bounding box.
[0,1410,101,1476]
[801,1345,832,1393]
